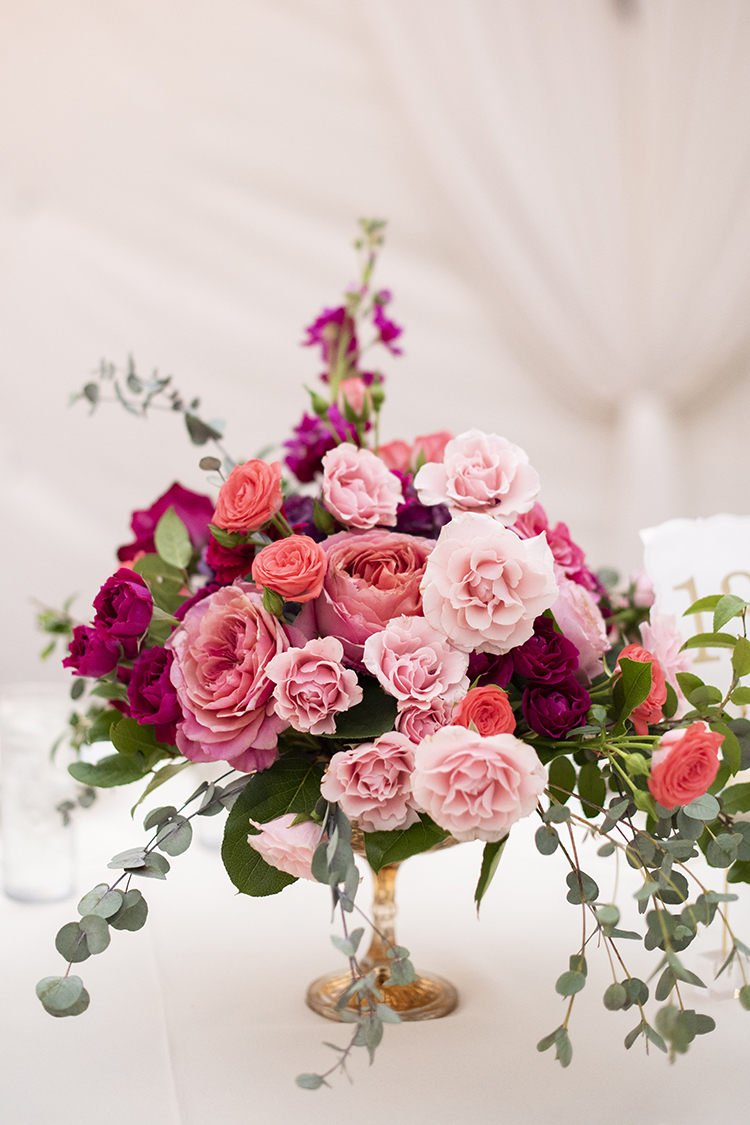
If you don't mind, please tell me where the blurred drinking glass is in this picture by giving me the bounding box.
[0,682,76,902]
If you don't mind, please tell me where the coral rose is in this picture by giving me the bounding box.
[265,636,362,736]
[378,441,412,473]
[452,685,516,736]
[421,512,558,655]
[616,643,667,735]
[251,535,327,603]
[213,459,283,533]
[321,443,403,529]
[296,529,434,666]
[248,814,320,881]
[320,732,419,833]
[648,722,723,809]
[167,581,304,771]
[414,428,539,525]
[411,726,546,842]
[363,615,469,706]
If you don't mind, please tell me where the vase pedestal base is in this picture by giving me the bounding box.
[306,965,459,1022]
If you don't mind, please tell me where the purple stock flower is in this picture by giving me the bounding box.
[118,482,214,563]
[392,472,451,537]
[63,624,121,678]
[128,646,182,744]
[284,406,365,483]
[373,291,403,355]
[522,676,591,739]
[512,615,580,684]
[302,306,358,368]
[468,650,514,690]
[93,568,153,659]
[283,493,326,542]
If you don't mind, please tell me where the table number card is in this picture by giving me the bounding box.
[640,514,750,705]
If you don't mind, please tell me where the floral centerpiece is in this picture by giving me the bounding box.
[37,221,750,1086]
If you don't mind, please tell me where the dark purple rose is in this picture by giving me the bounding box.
[512,616,580,684]
[128,646,182,744]
[205,536,256,584]
[468,650,514,689]
[283,406,365,483]
[392,472,451,537]
[63,624,120,678]
[118,482,215,563]
[93,568,153,659]
[522,676,591,739]
[373,292,403,355]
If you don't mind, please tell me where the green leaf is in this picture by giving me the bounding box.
[130,851,171,880]
[624,1022,644,1050]
[185,413,223,446]
[713,594,749,633]
[295,1074,326,1090]
[683,595,723,615]
[109,717,170,762]
[55,922,90,963]
[79,914,110,954]
[155,815,193,856]
[617,657,653,727]
[711,721,742,775]
[131,761,194,815]
[535,825,559,856]
[676,671,705,697]
[365,814,450,875]
[69,753,149,788]
[109,889,149,931]
[330,677,398,740]
[663,682,678,720]
[77,885,122,919]
[143,805,178,831]
[565,870,599,904]
[154,506,192,569]
[555,970,586,997]
[681,632,738,651]
[133,553,185,583]
[603,983,627,1010]
[721,782,750,815]
[313,499,337,536]
[733,636,750,677]
[473,835,509,910]
[547,755,576,805]
[577,761,606,818]
[208,523,249,548]
[731,686,750,706]
[221,784,299,897]
[36,975,83,1011]
[739,985,750,1011]
[682,793,720,821]
[231,757,324,825]
[85,708,121,743]
[554,1027,572,1068]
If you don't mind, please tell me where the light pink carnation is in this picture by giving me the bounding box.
[421,512,558,655]
[248,814,320,881]
[411,726,546,843]
[363,615,469,706]
[266,636,363,736]
[322,442,403,529]
[414,428,539,525]
[167,582,303,771]
[395,698,454,743]
[552,572,609,682]
[640,611,691,713]
[320,732,419,833]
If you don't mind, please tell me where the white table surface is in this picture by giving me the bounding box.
[3,782,750,1125]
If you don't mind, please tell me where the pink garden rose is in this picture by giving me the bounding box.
[414,428,539,525]
[248,814,320,881]
[411,725,546,842]
[167,581,304,771]
[420,512,558,655]
[320,732,419,833]
[552,572,609,681]
[297,529,434,666]
[362,615,469,706]
[265,636,363,736]
[395,697,454,743]
[322,442,403,529]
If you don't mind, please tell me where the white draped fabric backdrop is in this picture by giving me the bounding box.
[3,0,750,683]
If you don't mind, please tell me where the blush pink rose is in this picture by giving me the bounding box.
[296,529,434,666]
[640,612,690,693]
[648,721,723,809]
[322,443,403,529]
[167,581,304,771]
[337,377,370,418]
[248,813,320,881]
[213,459,283,532]
[552,572,609,682]
[421,512,558,655]
[410,431,453,471]
[411,725,546,842]
[320,732,419,832]
[251,535,328,603]
[363,615,469,706]
[395,698,454,743]
[265,636,363,736]
[414,428,539,525]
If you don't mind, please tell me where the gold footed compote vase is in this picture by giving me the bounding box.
[306,840,459,1022]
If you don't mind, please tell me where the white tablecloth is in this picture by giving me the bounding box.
[3,785,749,1125]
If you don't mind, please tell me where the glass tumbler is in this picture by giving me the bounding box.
[0,682,76,902]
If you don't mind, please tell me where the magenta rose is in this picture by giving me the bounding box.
[522,676,591,738]
[63,624,121,678]
[297,529,435,666]
[320,732,419,833]
[127,646,182,744]
[512,615,580,684]
[363,615,469,706]
[205,536,256,584]
[411,726,546,842]
[414,428,540,525]
[93,568,153,659]
[322,443,403,530]
[118,482,215,562]
[248,814,320,881]
[265,636,363,736]
[421,512,558,655]
[167,581,305,771]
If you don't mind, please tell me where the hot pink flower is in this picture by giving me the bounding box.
[552,572,609,682]
[421,512,558,655]
[167,581,303,771]
[395,698,454,743]
[363,615,469,705]
[414,428,539,525]
[265,636,362,736]
[248,814,320,881]
[320,732,419,833]
[322,443,403,529]
[411,726,546,842]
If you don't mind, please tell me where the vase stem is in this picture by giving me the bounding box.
[362,863,399,968]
